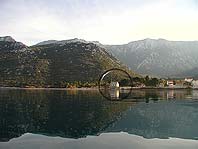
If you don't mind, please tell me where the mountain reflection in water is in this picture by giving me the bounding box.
[0,88,198,142]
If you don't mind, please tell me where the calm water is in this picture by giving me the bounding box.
[0,88,198,148]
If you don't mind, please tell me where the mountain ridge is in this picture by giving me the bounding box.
[104,38,198,77]
[36,38,102,46]
[0,36,16,42]
[0,36,137,87]
[1,36,198,80]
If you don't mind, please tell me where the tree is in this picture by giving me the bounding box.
[120,79,131,86]
[149,78,159,87]
[144,76,159,87]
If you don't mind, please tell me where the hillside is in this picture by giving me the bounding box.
[105,39,198,77]
[177,67,198,79]
[0,36,136,87]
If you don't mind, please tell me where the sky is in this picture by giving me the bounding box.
[0,0,198,45]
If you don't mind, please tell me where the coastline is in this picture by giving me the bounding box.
[0,86,98,90]
[131,87,198,90]
[0,86,198,90]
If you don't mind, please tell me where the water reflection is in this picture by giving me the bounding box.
[0,89,131,142]
[0,88,198,142]
[106,100,198,140]
[110,89,120,99]
[128,89,197,101]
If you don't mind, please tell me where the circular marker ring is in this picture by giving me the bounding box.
[98,68,133,101]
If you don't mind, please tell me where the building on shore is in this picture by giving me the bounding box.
[185,78,193,83]
[165,78,198,89]
[174,80,185,88]
[192,80,198,88]
[158,83,165,88]
[167,80,174,87]
[110,82,119,89]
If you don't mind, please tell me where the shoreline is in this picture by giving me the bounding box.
[0,86,98,90]
[131,87,198,90]
[0,86,198,90]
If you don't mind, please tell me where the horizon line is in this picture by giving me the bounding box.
[1,35,198,46]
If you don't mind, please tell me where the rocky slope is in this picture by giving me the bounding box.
[0,36,136,87]
[105,38,198,77]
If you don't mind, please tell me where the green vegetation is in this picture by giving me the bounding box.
[0,40,138,88]
[132,76,160,87]
[144,76,159,87]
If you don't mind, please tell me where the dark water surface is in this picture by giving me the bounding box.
[0,88,198,143]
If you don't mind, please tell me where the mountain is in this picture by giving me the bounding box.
[0,36,40,87]
[0,36,136,87]
[36,38,102,46]
[177,67,198,79]
[105,38,198,77]
[0,36,27,51]
[0,36,16,42]
[36,40,58,46]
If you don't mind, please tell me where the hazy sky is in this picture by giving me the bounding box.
[0,0,198,45]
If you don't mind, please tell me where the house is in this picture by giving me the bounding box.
[184,78,193,87]
[137,84,146,88]
[192,80,198,88]
[167,80,174,87]
[110,82,119,89]
[174,81,185,88]
[185,78,193,83]
[134,82,145,88]
[158,83,164,88]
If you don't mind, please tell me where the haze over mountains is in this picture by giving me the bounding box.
[105,38,198,78]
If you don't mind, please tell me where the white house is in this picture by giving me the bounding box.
[192,80,198,88]
[110,82,119,88]
[185,78,193,83]
[167,80,174,87]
